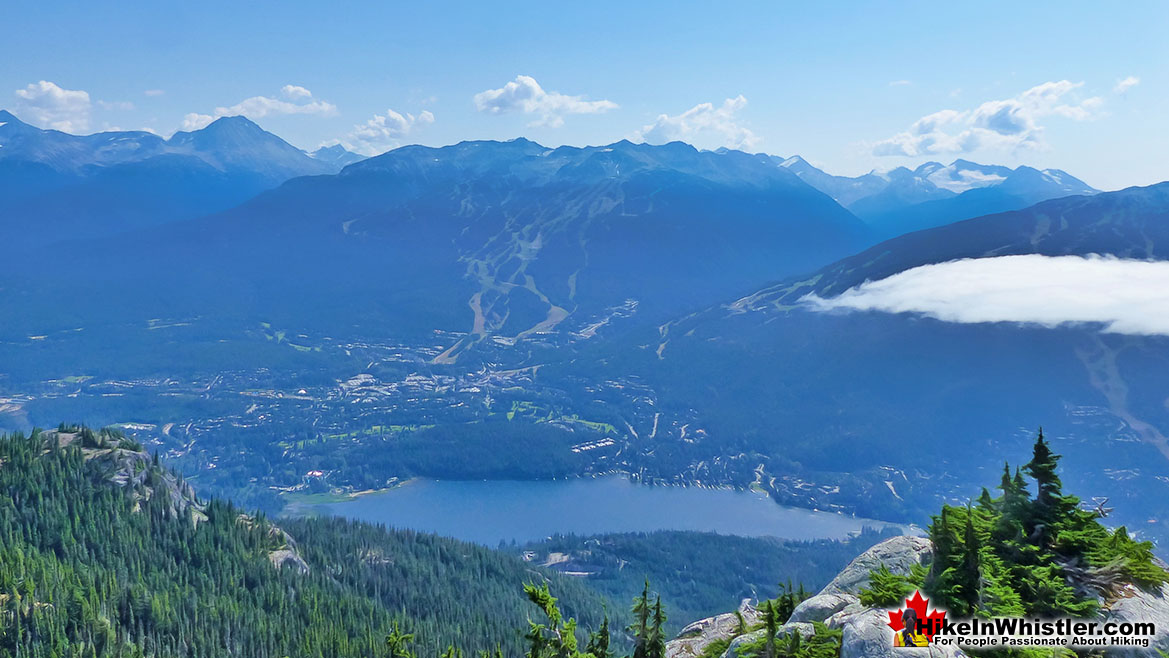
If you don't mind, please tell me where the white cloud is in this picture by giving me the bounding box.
[871,80,1103,157]
[178,86,337,133]
[335,108,436,156]
[215,90,336,119]
[889,80,912,87]
[281,84,313,100]
[144,89,166,97]
[13,80,92,132]
[1114,76,1140,94]
[632,95,759,150]
[181,113,215,131]
[802,255,1169,336]
[473,75,617,127]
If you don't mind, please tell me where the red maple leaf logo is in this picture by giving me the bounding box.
[886,591,947,642]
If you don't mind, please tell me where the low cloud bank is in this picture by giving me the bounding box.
[801,255,1169,336]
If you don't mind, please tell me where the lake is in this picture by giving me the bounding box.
[312,476,906,545]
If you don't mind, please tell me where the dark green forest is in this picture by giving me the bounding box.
[519,528,899,632]
[0,426,609,658]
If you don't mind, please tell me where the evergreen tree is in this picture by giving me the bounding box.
[977,487,995,510]
[648,596,666,658]
[916,429,1167,627]
[958,506,982,611]
[629,580,652,658]
[386,621,416,658]
[762,600,778,658]
[585,616,611,658]
[1024,428,1074,535]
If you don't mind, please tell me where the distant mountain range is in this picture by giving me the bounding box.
[0,107,1099,250]
[0,110,363,245]
[777,155,1097,237]
[2,137,872,362]
[309,143,367,168]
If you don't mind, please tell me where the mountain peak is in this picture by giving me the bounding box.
[949,158,983,168]
[780,155,821,175]
[310,144,366,169]
[200,115,266,135]
[912,161,946,175]
[0,109,20,123]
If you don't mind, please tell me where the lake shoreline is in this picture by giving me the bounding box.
[279,469,873,519]
[293,474,914,546]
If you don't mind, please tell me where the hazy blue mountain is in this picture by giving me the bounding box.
[0,109,168,178]
[0,111,335,181]
[778,154,1097,238]
[604,184,1169,539]
[858,162,1098,238]
[309,144,366,168]
[774,155,892,207]
[2,138,871,364]
[754,181,1169,303]
[164,115,336,182]
[0,112,340,245]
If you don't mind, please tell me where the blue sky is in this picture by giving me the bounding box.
[5,1,1166,189]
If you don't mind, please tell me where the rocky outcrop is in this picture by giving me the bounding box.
[268,548,311,573]
[793,535,933,602]
[1104,580,1169,657]
[668,535,1169,658]
[667,599,761,658]
[718,622,816,658]
[54,429,206,521]
[784,535,968,658]
[48,428,310,574]
[262,523,311,573]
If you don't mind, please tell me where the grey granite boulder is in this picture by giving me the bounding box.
[789,535,931,625]
[666,599,760,658]
[1099,580,1169,656]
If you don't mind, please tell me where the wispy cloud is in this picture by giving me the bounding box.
[871,80,1103,157]
[473,75,617,128]
[802,255,1169,336]
[330,108,436,156]
[889,80,912,87]
[633,95,759,150]
[181,85,337,131]
[1113,76,1140,94]
[97,100,135,111]
[144,89,166,97]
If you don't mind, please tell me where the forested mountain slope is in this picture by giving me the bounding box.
[0,426,608,658]
[1,139,870,368]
